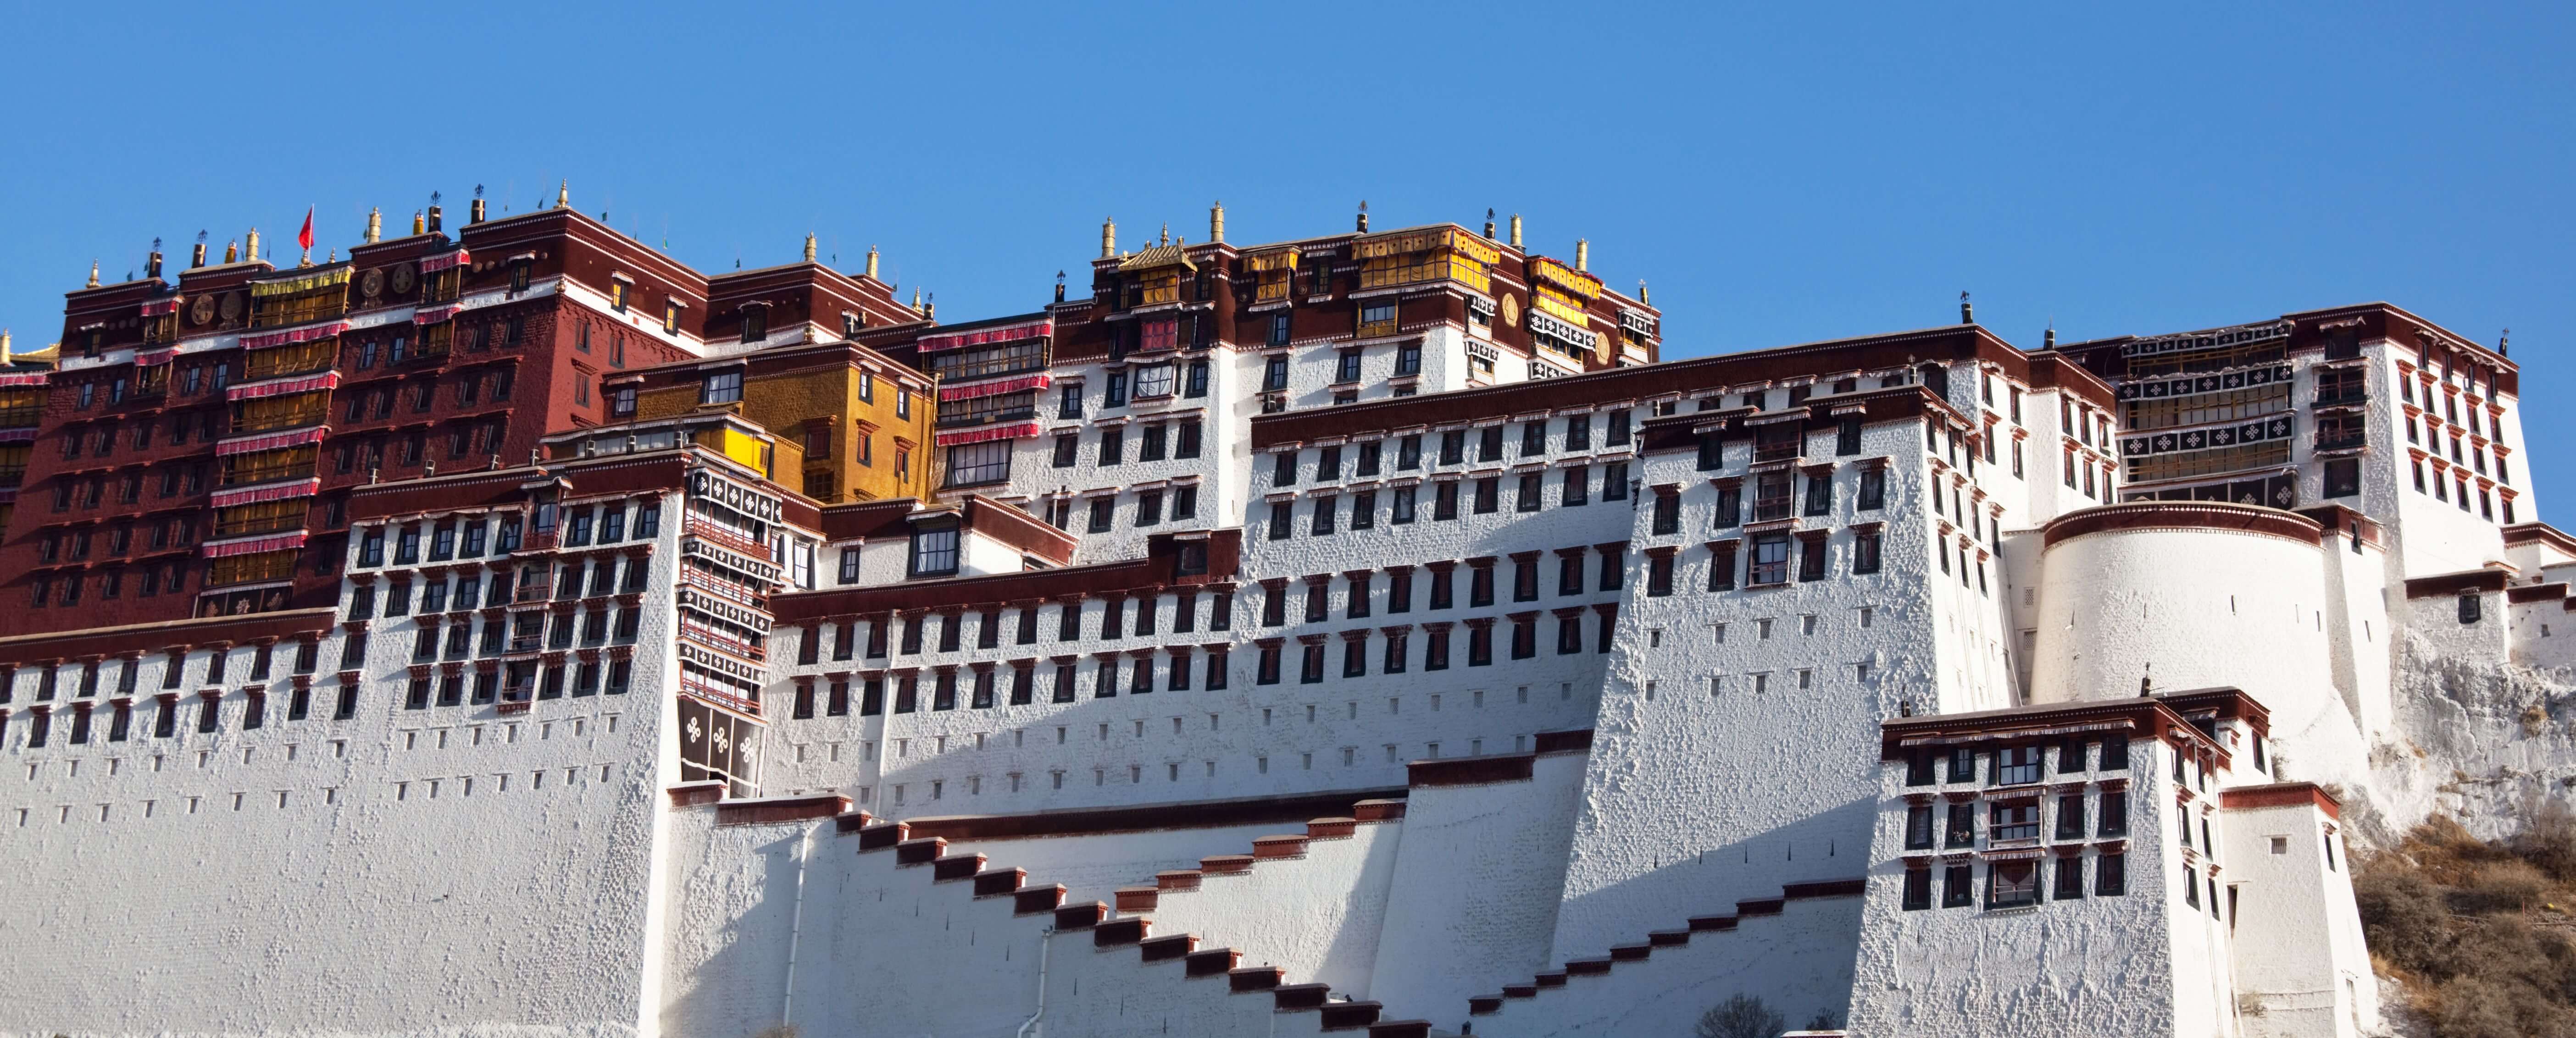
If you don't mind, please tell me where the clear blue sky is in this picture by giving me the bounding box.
[5,3,2569,512]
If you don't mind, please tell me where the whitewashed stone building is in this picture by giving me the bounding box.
[0,199,2555,1038]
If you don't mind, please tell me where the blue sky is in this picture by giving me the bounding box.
[4,2,2568,509]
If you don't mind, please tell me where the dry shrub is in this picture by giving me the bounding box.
[2516,799,2576,883]
[2523,704,2551,737]
[2360,815,2576,1038]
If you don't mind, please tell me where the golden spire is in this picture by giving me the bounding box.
[804,234,818,263]
[1576,238,1589,272]
[1638,280,1649,305]
[1210,201,1225,243]
[556,180,569,209]
[2,329,12,363]
[87,260,100,288]
[1101,216,1116,259]
[225,239,240,263]
[366,207,383,243]
[1160,222,1169,247]
[1509,214,1522,248]
[911,285,923,312]
[865,244,880,280]
[245,228,261,262]
[412,210,425,235]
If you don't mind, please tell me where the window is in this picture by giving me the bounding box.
[700,370,743,405]
[1177,420,1202,458]
[1099,427,1124,466]
[1942,864,1975,908]
[2096,852,2126,895]
[2098,790,2128,837]
[2324,458,2360,498]
[1473,477,1499,514]
[1647,553,1674,596]
[1990,802,2039,841]
[1996,745,2042,785]
[1516,473,1543,512]
[1748,533,1791,585]
[1060,382,1084,418]
[909,524,960,577]
[1988,861,2039,909]
[1133,363,1177,399]
[1903,867,1933,911]
[1797,536,1827,582]
[945,442,1011,488]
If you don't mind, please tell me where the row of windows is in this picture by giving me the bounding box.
[2,641,323,704]
[1059,359,1210,417]
[356,502,661,568]
[1902,737,2134,786]
[1900,854,2126,911]
[402,658,633,707]
[2402,418,2511,485]
[408,606,646,662]
[788,650,1237,718]
[1271,413,1637,486]
[1904,790,2131,851]
[795,593,1240,663]
[1260,552,1622,623]
[339,367,516,422]
[5,684,361,747]
[29,562,199,608]
[1263,463,1635,540]
[2411,459,2518,524]
[1253,613,1616,684]
[1054,420,1204,468]
[361,556,653,621]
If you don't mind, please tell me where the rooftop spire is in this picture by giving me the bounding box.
[1509,213,1522,248]
[1356,200,1369,233]
[1576,238,1589,273]
[556,180,569,209]
[1484,208,1497,239]
[366,207,383,243]
[1159,222,1169,247]
[88,260,100,288]
[804,234,818,263]
[1210,201,1225,243]
[1960,291,1973,325]
[865,244,880,280]
[1101,217,1116,259]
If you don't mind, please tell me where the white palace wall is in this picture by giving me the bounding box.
[2031,510,2372,789]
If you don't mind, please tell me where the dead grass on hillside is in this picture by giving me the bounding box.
[2354,806,2576,1038]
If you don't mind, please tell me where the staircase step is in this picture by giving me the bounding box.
[893,837,946,866]
[1649,929,1691,947]
[1609,944,1651,962]
[931,854,986,881]
[1228,966,1285,992]
[1318,1000,1382,1030]
[1154,869,1203,891]
[1114,886,1159,912]
[1688,915,1738,932]
[854,822,909,851]
[1306,816,1358,840]
[1184,947,1240,977]
[831,811,873,835]
[1468,995,1506,1015]
[1366,1021,1431,1038]
[1200,853,1255,875]
[1351,799,1406,822]
[1273,983,1333,1011]
[1053,901,1107,930]
[1502,984,1538,999]
[971,868,1026,897]
[1736,897,1786,917]
[1013,884,1066,915]
[1138,933,1196,962]
[1251,834,1311,860]
[1533,972,1568,988]
[1566,959,1612,977]
[1093,917,1150,947]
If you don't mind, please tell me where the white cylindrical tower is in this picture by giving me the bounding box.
[2030,502,2365,783]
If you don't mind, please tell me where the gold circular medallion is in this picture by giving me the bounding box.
[219,292,244,321]
[390,262,416,294]
[1501,293,1521,326]
[189,294,215,325]
[361,267,386,300]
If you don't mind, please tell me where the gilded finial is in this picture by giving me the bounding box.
[804,234,817,263]
[865,244,880,280]
[365,207,383,243]
[556,180,569,209]
[87,260,100,288]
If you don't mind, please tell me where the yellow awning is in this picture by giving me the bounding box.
[250,267,353,298]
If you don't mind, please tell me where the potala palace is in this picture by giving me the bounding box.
[0,195,2564,1038]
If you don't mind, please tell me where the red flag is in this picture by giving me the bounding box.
[297,207,314,252]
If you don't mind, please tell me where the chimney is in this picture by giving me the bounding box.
[1356,200,1369,233]
[425,204,442,233]
[1100,217,1116,259]
[2043,327,2056,349]
[225,239,240,263]
[1210,201,1225,243]
[365,208,383,243]
[1484,208,1497,239]
[146,242,163,280]
[804,234,818,263]
[1055,270,1067,304]
[245,228,261,262]
[1959,292,1973,325]
[1509,214,1522,248]
[865,245,880,280]
[470,198,486,224]
[1575,238,1589,273]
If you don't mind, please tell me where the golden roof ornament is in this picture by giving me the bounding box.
[87,261,100,288]
[225,239,240,263]
[556,180,570,209]
[1100,216,1116,259]
[1210,201,1225,244]
[1509,213,1523,248]
[865,244,880,280]
[366,208,383,243]
[804,234,818,263]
